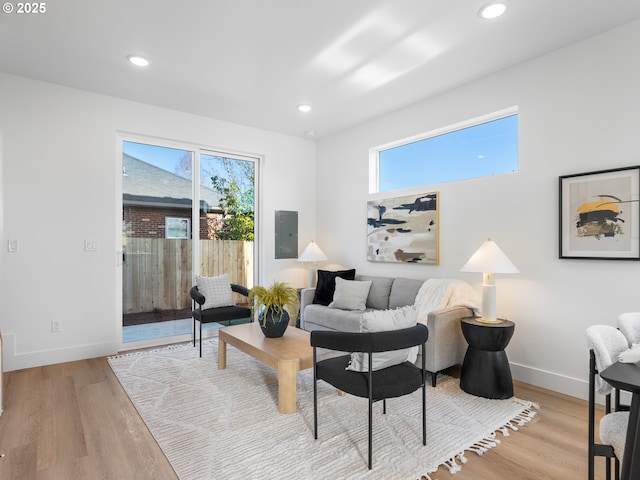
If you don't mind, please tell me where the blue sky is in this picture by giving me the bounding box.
[378,114,518,192]
[123,141,234,189]
[123,141,191,177]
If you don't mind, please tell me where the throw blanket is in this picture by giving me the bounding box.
[414,278,481,323]
[586,324,629,395]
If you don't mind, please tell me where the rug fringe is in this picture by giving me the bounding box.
[108,338,220,360]
[424,401,540,479]
[108,342,193,360]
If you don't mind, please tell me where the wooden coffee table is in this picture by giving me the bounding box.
[218,322,313,414]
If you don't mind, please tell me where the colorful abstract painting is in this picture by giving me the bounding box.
[367,192,439,264]
[560,166,640,259]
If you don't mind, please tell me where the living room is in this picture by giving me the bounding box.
[1,2,640,478]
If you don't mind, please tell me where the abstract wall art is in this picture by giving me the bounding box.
[367,192,439,264]
[559,166,640,260]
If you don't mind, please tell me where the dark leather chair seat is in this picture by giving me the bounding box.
[190,284,251,356]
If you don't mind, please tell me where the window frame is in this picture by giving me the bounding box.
[165,216,191,239]
[369,106,519,194]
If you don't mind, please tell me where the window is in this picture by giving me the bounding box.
[372,109,518,193]
[165,217,190,239]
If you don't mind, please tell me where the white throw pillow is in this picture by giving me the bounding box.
[346,305,418,372]
[328,277,372,311]
[196,274,235,310]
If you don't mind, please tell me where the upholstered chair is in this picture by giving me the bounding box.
[586,325,630,480]
[190,283,251,357]
[311,324,428,470]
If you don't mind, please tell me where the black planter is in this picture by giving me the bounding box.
[258,308,290,338]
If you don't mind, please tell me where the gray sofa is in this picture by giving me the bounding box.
[300,274,473,386]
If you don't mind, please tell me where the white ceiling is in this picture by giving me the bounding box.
[2,0,640,138]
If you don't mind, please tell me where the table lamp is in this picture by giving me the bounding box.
[460,238,519,323]
[298,241,328,288]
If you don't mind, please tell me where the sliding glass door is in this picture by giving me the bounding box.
[120,139,257,344]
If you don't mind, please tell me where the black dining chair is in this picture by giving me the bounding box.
[586,325,630,480]
[310,324,428,469]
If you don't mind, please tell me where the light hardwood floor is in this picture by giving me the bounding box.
[0,357,611,480]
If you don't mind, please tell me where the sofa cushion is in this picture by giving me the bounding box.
[196,274,234,309]
[313,269,356,306]
[304,304,366,333]
[347,306,418,372]
[389,277,425,309]
[329,277,372,311]
[356,275,394,310]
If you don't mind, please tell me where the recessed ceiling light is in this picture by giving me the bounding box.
[479,1,508,19]
[297,105,312,113]
[128,55,150,67]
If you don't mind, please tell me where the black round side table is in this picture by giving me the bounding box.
[460,317,515,400]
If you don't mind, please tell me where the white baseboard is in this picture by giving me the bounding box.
[511,361,587,401]
[2,328,222,372]
[1,332,119,372]
[511,361,633,406]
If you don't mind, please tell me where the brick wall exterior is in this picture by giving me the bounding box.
[200,213,224,240]
[123,206,222,239]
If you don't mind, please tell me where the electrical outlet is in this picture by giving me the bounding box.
[51,319,62,333]
[84,240,98,252]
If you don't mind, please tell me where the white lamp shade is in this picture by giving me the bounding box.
[460,239,519,274]
[298,241,328,262]
[460,238,518,323]
[298,241,328,288]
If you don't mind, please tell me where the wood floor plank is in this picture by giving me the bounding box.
[0,443,38,480]
[1,367,43,449]
[0,357,614,479]
[37,375,87,471]
[78,380,175,480]
[0,359,177,480]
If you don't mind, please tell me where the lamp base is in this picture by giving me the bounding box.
[475,317,504,324]
[307,265,315,289]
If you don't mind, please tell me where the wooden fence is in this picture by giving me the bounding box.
[123,238,253,314]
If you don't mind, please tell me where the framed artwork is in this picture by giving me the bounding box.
[559,166,640,260]
[367,191,439,264]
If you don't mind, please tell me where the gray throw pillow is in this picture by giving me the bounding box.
[328,277,372,311]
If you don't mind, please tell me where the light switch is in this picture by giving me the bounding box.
[7,239,18,253]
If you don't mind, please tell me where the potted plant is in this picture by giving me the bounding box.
[248,281,300,337]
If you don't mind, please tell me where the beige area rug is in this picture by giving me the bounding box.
[108,338,538,480]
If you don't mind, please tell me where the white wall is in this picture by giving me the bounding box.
[0,73,316,371]
[315,19,640,400]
